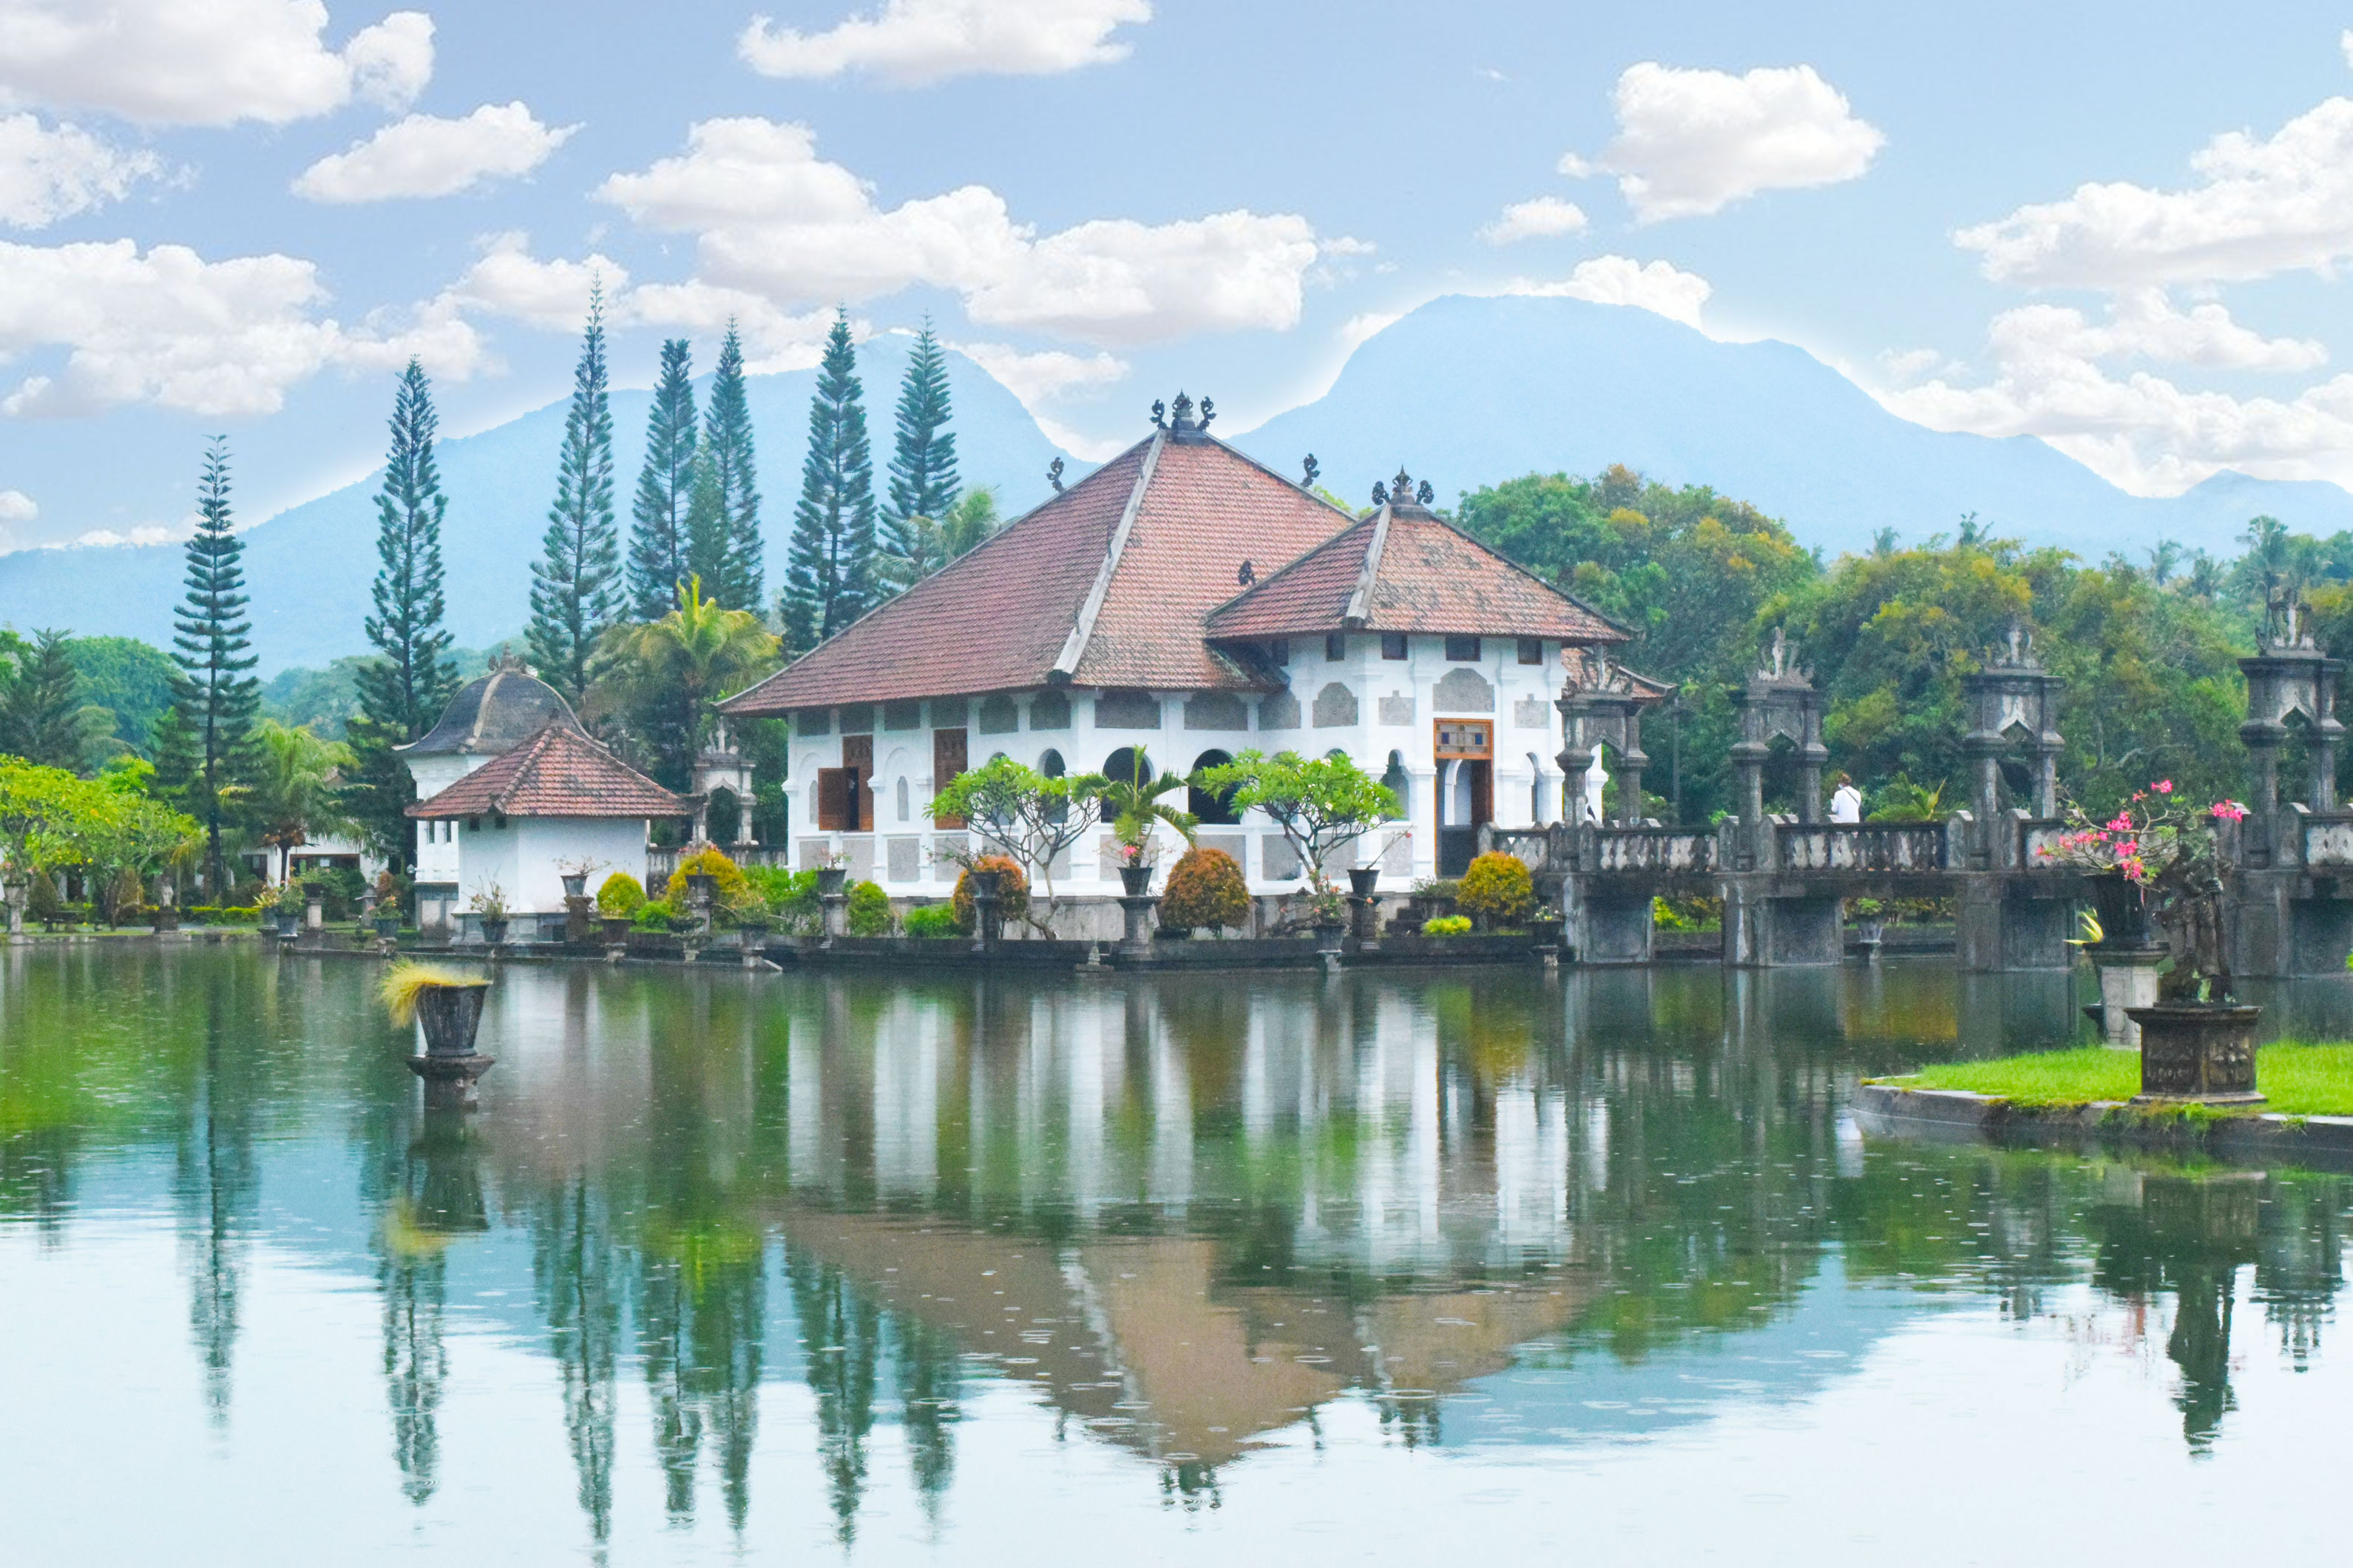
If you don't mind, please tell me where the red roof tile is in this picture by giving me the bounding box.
[1204,500,1627,645]
[720,431,1355,714]
[407,722,691,819]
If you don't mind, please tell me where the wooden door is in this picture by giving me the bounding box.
[842,735,874,831]
[932,727,968,827]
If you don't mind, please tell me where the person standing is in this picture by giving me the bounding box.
[1830,772,1864,824]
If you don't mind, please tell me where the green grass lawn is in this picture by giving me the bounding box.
[1885,1042,2353,1116]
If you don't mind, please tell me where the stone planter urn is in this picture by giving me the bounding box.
[404,979,495,1089]
[1117,864,1154,897]
[816,866,850,943]
[1347,866,1382,946]
[304,884,325,933]
[1528,914,1565,953]
[1313,921,1346,955]
[2086,871,2156,951]
[600,915,631,945]
[479,916,509,947]
[2127,1004,2264,1104]
[560,871,589,901]
[374,906,401,940]
[967,867,1003,949]
[2088,944,2167,1048]
[273,905,300,938]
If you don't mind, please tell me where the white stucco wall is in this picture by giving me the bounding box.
[424,815,651,914]
[781,631,1574,897]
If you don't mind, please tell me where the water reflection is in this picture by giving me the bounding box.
[1,947,2349,1557]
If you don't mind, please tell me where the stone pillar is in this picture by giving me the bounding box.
[1117,895,1156,954]
[968,869,1002,951]
[2092,948,2166,1048]
[3,876,25,936]
[1347,866,1381,947]
[304,883,325,933]
[816,866,848,943]
[1616,737,1649,827]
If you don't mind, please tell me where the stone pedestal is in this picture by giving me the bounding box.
[2127,1004,2264,1104]
[2090,946,2167,1048]
[1,879,24,936]
[1117,894,1157,954]
[817,866,849,945]
[968,869,1003,951]
[564,895,595,946]
[304,887,325,932]
[1347,866,1381,948]
[404,982,495,1091]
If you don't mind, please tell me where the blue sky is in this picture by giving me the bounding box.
[3,0,2352,550]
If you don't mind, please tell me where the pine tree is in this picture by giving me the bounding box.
[157,439,262,897]
[780,310,877,654]
[346,359,460,867]
[884,321,958,571]
[0,627,90,770]
[627,338,699,620]
[528,288,621,705]
[687,322,763,611]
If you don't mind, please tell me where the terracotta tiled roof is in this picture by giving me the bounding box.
[1204,500,1627,645]
[720,430,1355,714]
[407,721,691,819]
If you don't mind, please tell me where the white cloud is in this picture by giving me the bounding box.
[1319,236,1377,257]
[0,2,432,126]
[0,487,33,520]
[293,102,577,203]
[1500,254,1713,330]
[1879,296,2353,495]
[948,340,1126,402]
[598,117,1323,346]
[1477,196,1588,245]
[63,520,186,548]
[0,113,159,227]
[1878,346,1949,387]
[2343,27,2352,68]
[739,0,1148,85]
[438,231,623,330]
[1957,92,2353,287]
[0,237,484,418]
[1563,61,1883,223]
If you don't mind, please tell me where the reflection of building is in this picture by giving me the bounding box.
[400,653,691,938]
[719,396,1624,897]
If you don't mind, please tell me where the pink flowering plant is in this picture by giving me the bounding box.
[2037,780,2248,999]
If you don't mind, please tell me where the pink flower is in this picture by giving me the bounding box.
[2156,779,2173,794]
[2208,800,2248,822]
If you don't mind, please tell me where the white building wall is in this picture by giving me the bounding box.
[782,631,1571,900]
[425,814,650,916]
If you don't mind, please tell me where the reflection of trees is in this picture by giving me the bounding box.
[175,964,261,1427]
[894,1315,962,1522]
[375,1104,487,1504]
[530,1178,621,1547]
[788,1250,882,1544]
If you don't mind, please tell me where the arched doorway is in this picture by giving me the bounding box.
[1188,749,1239,824]
[1101,747,1152,790]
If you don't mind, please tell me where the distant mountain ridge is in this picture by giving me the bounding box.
[3,294,2347,674]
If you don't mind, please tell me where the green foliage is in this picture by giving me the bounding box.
[251,719,355,866]
[156,438,262,895]
[1194,749,1395,880]
[742,864,820,931]
[846,879,893,935]
[876,487,1001,592]
[631,897,680,931]
[629,337,700,621]
[903,902,961,938]
[687,323,765,613]
[61,635,177,757]
[1866,773,1946,822]
[782,310,878,654]
[1097,745,1196,853]
[927,753,1103,895]
[1158,845,1250,932]
[884,322,960,569]
[591,576,778,790]
[595,871,646,917]
[1422,914,1473,936]
[1456,851,1534,926]
[950,855,1028,933]
[0,754,201,922]
[528,289,621,706]
[0,627,103,770]
[663,844,753,911]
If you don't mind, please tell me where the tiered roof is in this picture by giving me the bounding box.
[399,651,583,757]
[407,720,690,820]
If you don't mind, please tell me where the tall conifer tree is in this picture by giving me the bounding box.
[884,322,958,566]
[685,322,763,611]
[780,310,876,654]
[0,628,90,770]
[528,288,620,705]
[156,439,261,896]
[346,359,459,866]
[627,338,698,620]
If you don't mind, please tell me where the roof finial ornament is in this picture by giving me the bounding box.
[1197,396,1215,431]
[1048,455,1065,492]
[1169,390,1195,430]
[1415,478,1435,507]
[1238,559,1255,586]
[1150,398,1166,430]
[1301,453,1319,488]
[1371,478,1389,506]
[1391,466,1414,505]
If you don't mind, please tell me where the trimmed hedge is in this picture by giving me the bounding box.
[904,903,961,938]
[847,880,893,936]
[1456,852,1534,927]
[1159,845,1250,933]
[950,855,1029,934]
[597,872,647,917]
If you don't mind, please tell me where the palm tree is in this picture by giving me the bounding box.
[874,489,1001,595]
[1101,746,1197,855]
[595,575,779,787]
[253,719,356,885]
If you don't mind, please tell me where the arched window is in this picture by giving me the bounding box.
[896,775,911,822]
[1528,752,1545,825]
[1188,748,1238,824]
[1382,750,1409,818]
[1101,747,1151,789]
[1041,749,1067,824]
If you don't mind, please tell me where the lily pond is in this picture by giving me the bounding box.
[7,946,2353,1564]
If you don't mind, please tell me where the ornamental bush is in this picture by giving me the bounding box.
[597,872,647,918]
[663,845,753,912]
[847,880,893,936]
[632,898,680,931]
[950,855,1029,934]
[904,903,962,938]
[1158,845,1250,933]
[742,865,821,931]
[1423,914,1473,936]
[1455,852,1534,927]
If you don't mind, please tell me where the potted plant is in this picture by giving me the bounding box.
[1528,905,1565,951]
[382,960,495,1085]
[1114,838,1157,897]
[2038,782,2261,1101]
[1305,875,1347,951]
[265,884,299,938]
[469,880,510,947]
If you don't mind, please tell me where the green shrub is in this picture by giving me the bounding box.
[300,866,369,921]
[904,903,962,938]
[1455,852,1534,927]
[631,899,680,932]
[743,865,821,931]
[847,880,893,936]
[1159,845,1250,932]
[1423,914,1473,936]
[663,845,753,912]
[596,872,646,918]
[951,855,1029,934]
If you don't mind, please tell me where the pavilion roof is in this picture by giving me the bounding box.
[407,720,690,819]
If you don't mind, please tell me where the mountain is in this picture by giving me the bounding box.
[0,335,1073,673]
[1244,293,2353,557]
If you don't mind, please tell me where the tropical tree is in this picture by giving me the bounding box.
[594,576,778,788]
[155,438,262,897]
[0,627,98,770]
[926,754,1104,901]
[251,719,356,885]
[628,338,700,620]
[1194,750,1398,883]
[874,487,1001,593]
[1099,746,1197,857]
[780,310,877,654]
[529,288,622,705]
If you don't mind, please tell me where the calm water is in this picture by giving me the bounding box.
[5,947,2353,1565]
